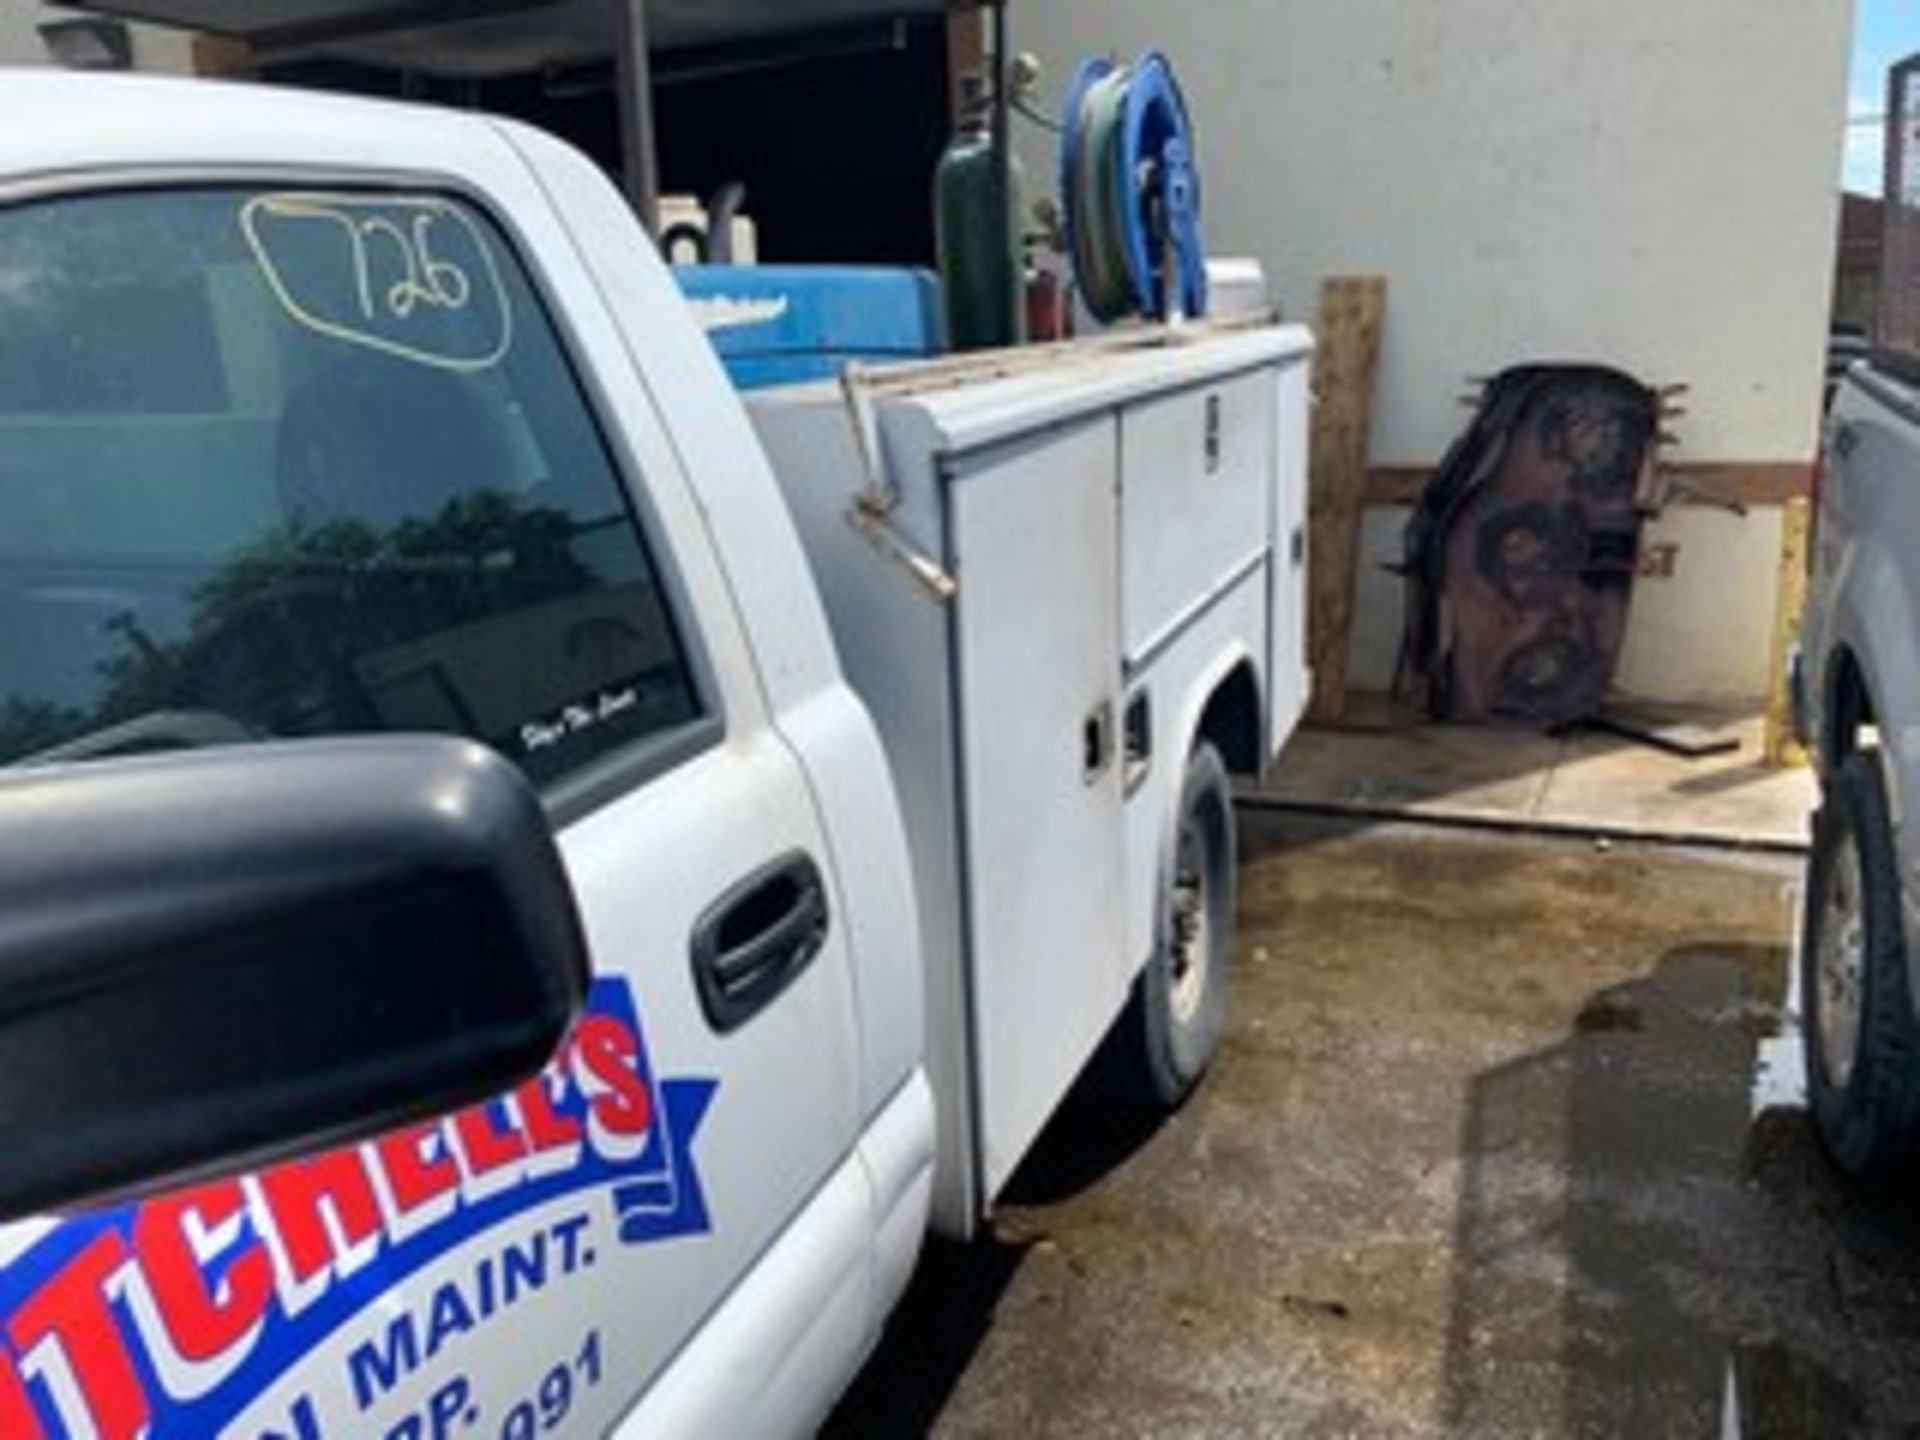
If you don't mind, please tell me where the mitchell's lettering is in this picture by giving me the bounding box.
[0,989,671,1438]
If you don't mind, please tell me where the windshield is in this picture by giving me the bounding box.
[0,187,701,787]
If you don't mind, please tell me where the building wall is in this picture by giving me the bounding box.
[1836,192,1885,333]
[0,5,192,72]
[1012,0,1855,703]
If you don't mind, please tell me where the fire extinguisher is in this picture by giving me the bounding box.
[1025,248,1072,343]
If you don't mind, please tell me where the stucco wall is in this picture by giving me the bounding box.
[0,4,192,72]
[1012,0,1854,703]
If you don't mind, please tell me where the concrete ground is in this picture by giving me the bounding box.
[824,813,1920,1438]
[1256,704,1815,852]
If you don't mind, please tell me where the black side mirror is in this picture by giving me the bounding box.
[0,737,589,1219]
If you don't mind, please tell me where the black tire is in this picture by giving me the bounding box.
[1129,741,1236,1110]
[1804,751,1920,1190]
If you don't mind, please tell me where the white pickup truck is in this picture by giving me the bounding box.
[0,71,1311,1437]
[1795,351,1920,1190]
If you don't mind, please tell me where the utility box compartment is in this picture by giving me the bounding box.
[1269,356,1313,753]
[747,325,1314,1230]
[948,419,1129,1195]
[1120,368,1276,664]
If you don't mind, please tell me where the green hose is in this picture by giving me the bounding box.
[1069,68,1137,323]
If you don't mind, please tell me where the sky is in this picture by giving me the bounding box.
[1846,0,1919,194]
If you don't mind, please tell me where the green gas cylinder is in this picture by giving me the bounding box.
[935,74,1026,352]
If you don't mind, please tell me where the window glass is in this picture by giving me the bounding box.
[0,188,703,788]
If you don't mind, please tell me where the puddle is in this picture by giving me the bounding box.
[1750,891,1806,1117]
[1750,1023,1807,1116]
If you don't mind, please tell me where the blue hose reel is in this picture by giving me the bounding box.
[1060,52,1208,324]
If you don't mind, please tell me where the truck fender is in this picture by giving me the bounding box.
[1153,644,1263,915]
[1170,646,1266,784]
[1821,556,1920,1016]
[1825,545,1920,835]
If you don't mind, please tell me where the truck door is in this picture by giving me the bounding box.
[0,185,864,1437]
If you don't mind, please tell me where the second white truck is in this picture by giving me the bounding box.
[0,71,1312,1437]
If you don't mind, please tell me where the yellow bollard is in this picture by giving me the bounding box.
[1764,497,1812,769]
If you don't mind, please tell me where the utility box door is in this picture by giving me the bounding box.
[1269,354,1313,750]
[951,418,1128,1198]
[1119,369,1274,663]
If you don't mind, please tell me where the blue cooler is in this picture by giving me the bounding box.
[675,265,944,390]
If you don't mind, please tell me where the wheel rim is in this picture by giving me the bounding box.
[1817,831,1867,1090]
[1169,815,1210,1025]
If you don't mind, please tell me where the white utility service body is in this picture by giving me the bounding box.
[752,334,1311,1229]
[0,72,1311,1439]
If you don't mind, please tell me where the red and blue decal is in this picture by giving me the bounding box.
[0,978,713,1438]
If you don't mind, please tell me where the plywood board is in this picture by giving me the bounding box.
[1306,276,1385,725]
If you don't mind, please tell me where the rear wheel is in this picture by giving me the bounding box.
[1804,751,1920,1190]
[1130,741,1235,1109]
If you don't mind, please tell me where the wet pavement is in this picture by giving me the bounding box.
[824,813,1920,1438]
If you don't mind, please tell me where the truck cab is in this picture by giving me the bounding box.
[0,71,929,1437]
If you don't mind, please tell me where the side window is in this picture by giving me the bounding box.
[0,187,706,791]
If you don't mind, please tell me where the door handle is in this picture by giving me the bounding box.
[1123,690,1153,795]
[1083,699,1116,784]
[691,853,830,1034]
[1832,420,1859,460]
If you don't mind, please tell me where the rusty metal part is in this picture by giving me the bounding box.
[1397,365,1667,727]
